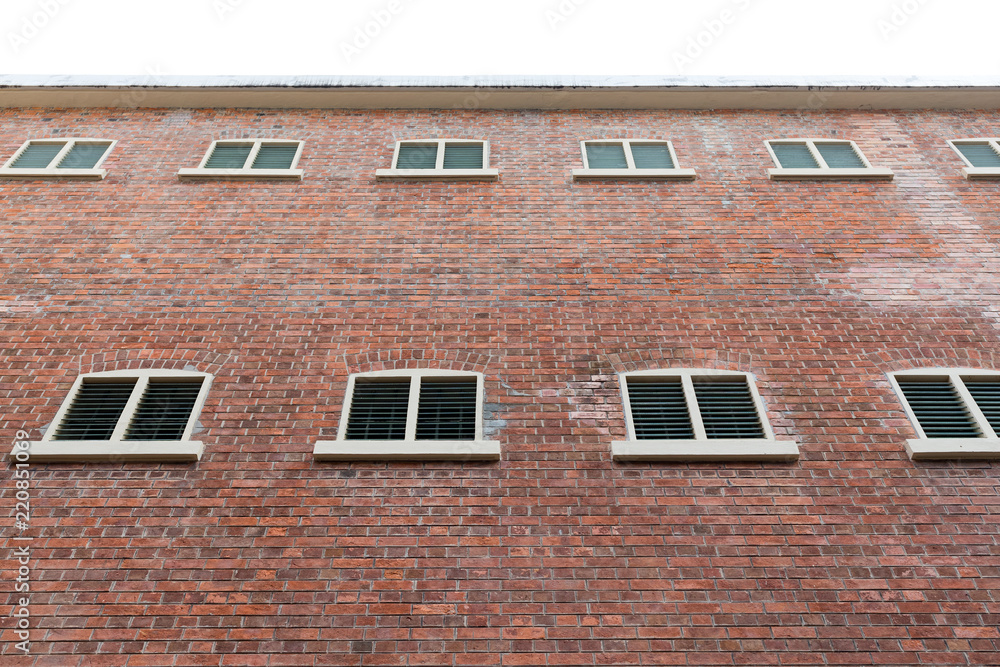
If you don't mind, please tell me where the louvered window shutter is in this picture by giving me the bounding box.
[965,379,1000,435]
[957,142,1000,168]
[204,143,253,169]
[345,380,410,439]
[123,380,203,441]
[627,378,695,439]
[415,378,477,440]
[443,143,484,169]
[586,144,628,169]
[11,143,64,168]
[58,142,111,169]
[692,377,765,439]
[897,378,981,437]
[771,143,819,169]
[816,143,865,168]
[251,144,298,169]
[52,380,136,440]
[397,144,438,169]
[630,144,674,169]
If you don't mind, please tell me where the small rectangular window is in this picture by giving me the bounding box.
[313,370,500,461]
[0,138,115,179]
[14,370,211,462]
[574,140,694,180]
[890,370,1000,459]
[178,139,304,180]
[948,139,1000,179]
[613,370,797,461]
[376,140,498,180]
[766,139,893,180]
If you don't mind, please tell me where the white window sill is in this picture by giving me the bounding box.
[13,440,204,462]
[313,439,501,461]
[375,168,499,181]
[962,167,1000,180]
[905,438,1000,460]
[612,439,799,462]
[572,168,697,181]
[768,168,894,181]
[177,168,303,181]
[0,168,106,180]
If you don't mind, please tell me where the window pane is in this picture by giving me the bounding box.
[204,143,253,168]
[52,381,135,441]
[692,377,765,439]
[897,378,981,438]
[442,143,484,169]
[397,144,437,169]
[123,380,203,441]
[251,144,297,169]
[11,143,64,168]
[816,143,865,168]
[345,380,410,440]
[964,379,1000,436]
[586,143,628,169]
[57,143,111,169]
[771,143,819,169]
[956,142,1000,168]
[415,378,477,440]
[630,144,674,169]
[627,378,694,440]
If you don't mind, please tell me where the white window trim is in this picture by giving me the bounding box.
[375,139,499,181]
[14,369,211,462]
[572,139,697,180]
[947,139,1000,180]
[611,368,798,462]
[0,138,116,180]
[888,368,1000,460]
[766,138,894,181]
[177,139,304,180]
[313,369,500,461]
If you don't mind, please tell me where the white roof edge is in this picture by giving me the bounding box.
[2,75,999,110]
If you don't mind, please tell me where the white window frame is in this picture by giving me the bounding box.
[0,138,116,180]
[765,139,894,181]
[947,139,1000,180]
[375,139,499,181]
[14,369,212,462]
[177,139,304,180]
[572,139,696,180]
[313,369,500,461]
[611,369,798,462]
[888,368,1000,460]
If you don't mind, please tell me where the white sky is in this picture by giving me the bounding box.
[1,0,997,78]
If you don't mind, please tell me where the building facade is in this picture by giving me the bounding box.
[2,77,1000,666]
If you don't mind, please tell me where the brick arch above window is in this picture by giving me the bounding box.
[342,348,495,376]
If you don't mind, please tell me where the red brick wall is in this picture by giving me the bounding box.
[1,106,999,666]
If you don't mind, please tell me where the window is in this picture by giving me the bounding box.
[15,370,211,461]
[375,139,498,180]
[947,139,1000,179]
[765,139,893,180]
[572,140,696,180]
[0,138,115,179]
[313,370,500,460]
[612,369,798,461]
[889,369,1000,459]
[177,139,304,180]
